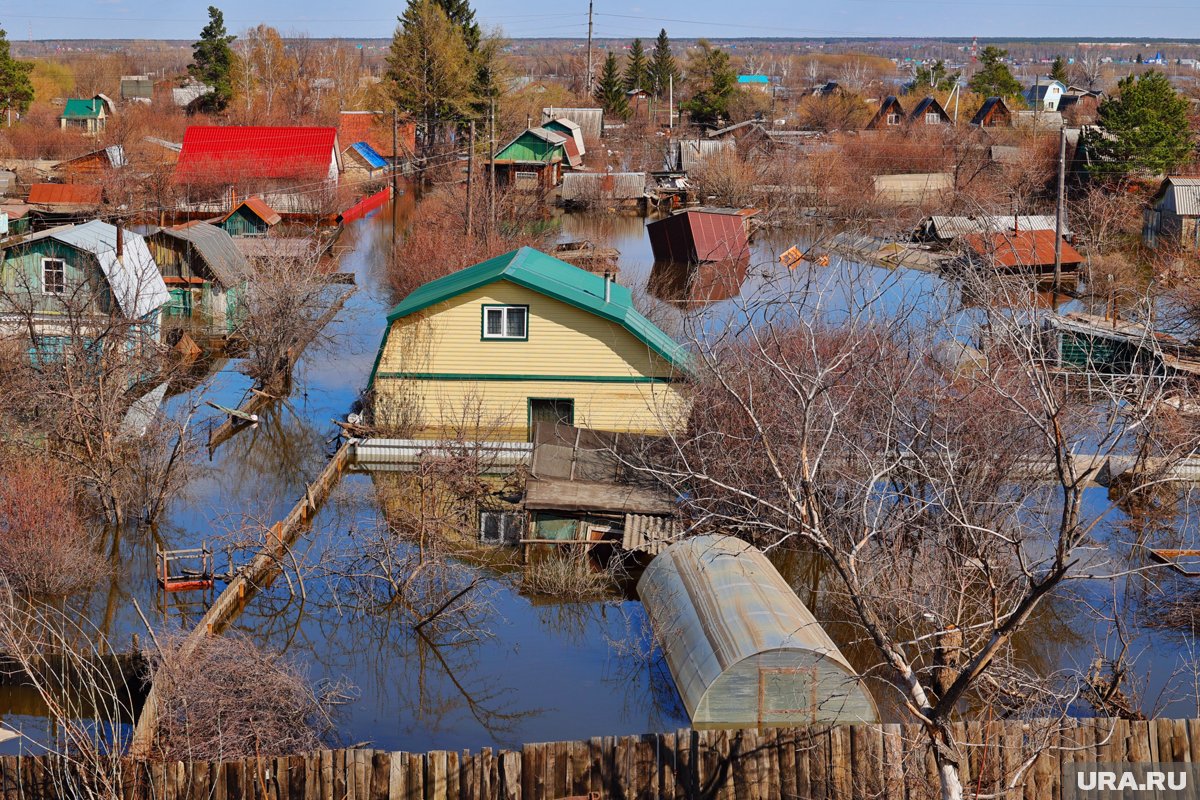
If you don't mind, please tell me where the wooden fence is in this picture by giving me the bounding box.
[9,717,1200,800]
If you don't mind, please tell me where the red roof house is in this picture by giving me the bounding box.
[961,229,1083,274]
[175,126,342,185]
[27,183,103,207]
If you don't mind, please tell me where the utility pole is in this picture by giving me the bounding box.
[391,109,399,247]
[466,120,475,238]
[488,95,497,236]
[1053,125,1067,297]
[585,0,595,96]
[668,74,674,131]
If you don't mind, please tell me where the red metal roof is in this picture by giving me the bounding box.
[647,209,751,266]
[962,229,1083,269]
[223,196,282,226]
[27,183,102,206]
[338,112,414,159]
[175,126,339,184]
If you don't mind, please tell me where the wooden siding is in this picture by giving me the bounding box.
[221,207,269,237]
[374,281,689,439]
[0,239,113,317]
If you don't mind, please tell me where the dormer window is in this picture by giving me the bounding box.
[886,112,901,126]
[483,305,528,340]
[925,111,941,125]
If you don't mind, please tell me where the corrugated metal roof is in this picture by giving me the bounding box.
[927,215,1064,239]
[233,237,317,260]
[372,247,692,383]
[55,146,127,170]
[176,126,340,183]
[348,141,388,170]
[962,229,1084,268]
[172,84,211,107]
[560,172,646,201]
[637,534,879,726]
[154,221,249,287]
[224,197,282,227]
[647,208,750,265]
[542,107,604,140]
[670,138,734,172]
[143,136,182,153]
[622,514,680,555]
[1162,177,1200,216]
[543,118,586,158]
[27,183,102,206]
[14,221,169,318]
[61,97,105,119]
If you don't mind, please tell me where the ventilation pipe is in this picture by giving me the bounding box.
[115,219,123,261]
[604,271,612,303]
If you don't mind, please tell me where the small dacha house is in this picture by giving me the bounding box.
[367,247,691,441]
[1144,177,1200,252]
[59,95,115,135]
[145,222,249,332]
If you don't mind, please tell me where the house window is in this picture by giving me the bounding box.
[925,111,941,125]
[514,171,539,190]
[528,398,574,440]
[482,305,528,340]
[42,258,66,294]
[886,112,901,126]
[479,510,524,545]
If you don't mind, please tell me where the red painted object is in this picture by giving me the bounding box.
[340,187,393,223]
[647,208,752,266]
[175,126,340,184]
[27,182,102,206]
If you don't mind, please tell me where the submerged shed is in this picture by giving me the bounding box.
[638,534,878,727]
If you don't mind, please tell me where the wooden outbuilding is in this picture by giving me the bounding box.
[970,97,1012,128]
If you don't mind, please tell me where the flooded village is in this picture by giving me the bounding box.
[3,6,1200,799]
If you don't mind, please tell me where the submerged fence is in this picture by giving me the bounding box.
[5,717,1200,800]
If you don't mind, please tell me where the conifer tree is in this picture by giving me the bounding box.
[681,39,736,126]
[1050,55,1069,84]
[623,38,649,93]
[649,29,679,100]
[594,52,630,119]
[967,46,1023,101]
[0,25,34,124]
[1085,70,1194,176]
[189,6,236,112]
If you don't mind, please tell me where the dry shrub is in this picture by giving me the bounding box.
[389,184,553,299]
[0,457,107,596]
[520,551,613,600]
[151,632,341,761]
[689,150,764,208]
[840,126,954,175]
[0,106,91,161]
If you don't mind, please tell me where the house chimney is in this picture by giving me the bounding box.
[115,219,123,261]
[604,271,612,303]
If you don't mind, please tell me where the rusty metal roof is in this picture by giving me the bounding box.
[637,534,879,727]
[224,196,282,226]
[962,229,1083,268]
[27,183,102,206]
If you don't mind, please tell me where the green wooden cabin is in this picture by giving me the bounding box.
[489,128,566,191]
[218,197,282,238]
[145,222,250,333]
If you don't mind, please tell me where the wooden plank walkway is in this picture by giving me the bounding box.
[129,439,357,757]
[7,717,1198,799]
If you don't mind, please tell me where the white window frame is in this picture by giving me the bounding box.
[42,257,66,295]
[886,112,901,126]
[925,111,941,125]
[479,510,524,545]
[482,305,528,340]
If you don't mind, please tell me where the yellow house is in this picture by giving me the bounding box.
[368,247,691,441]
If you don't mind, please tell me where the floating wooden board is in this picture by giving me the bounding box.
[1149,548,1200,577]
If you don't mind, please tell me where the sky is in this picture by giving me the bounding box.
[6,0,1200,41]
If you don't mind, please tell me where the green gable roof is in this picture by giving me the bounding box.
[370,247,691,385]
[492,129,565,164]
[62,98,105,119]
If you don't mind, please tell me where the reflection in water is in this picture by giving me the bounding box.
[647,257,750,309]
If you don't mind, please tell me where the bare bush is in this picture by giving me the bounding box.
[688,150,765,208]
[150,632,340,762]
[0,457,108,597]
[520,551,614,600]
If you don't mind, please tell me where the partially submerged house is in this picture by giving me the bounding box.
[970,97,1012,128]
[917,214,1065,245]
[866,96,906,130]
[367,246,692,441]
[54,146,127,183]
[647,207,755,267]
[960,228,1083,275]
[59,95,114,135]
[638,534,879,727]
[1144,177,1200,251]
[145,222,249,331]
[1044,312,1200,379]
[174,126,342,214]
[342,141,389,181]
[488,127,568,191]
[0,220,170,353]
[559,172,646,209]
[218,197,282,237]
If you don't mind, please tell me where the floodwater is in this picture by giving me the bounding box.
[2,202,1199,755]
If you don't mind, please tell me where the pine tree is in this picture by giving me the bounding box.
[649,29,679,100]
[1085,70,1194,176]
[594,52,629,119]
[681,39,736,126]
[386,0,476,153]
[433,0,480,50]
[0,25,34,123]
[910,59,960,94]
[623,38,649,93]
[189,6,236,112]
[1050,56,1069,84]
[967,46,1023,101]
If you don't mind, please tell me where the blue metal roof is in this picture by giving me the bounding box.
[737,74,770,84]
[350,141,388,169]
